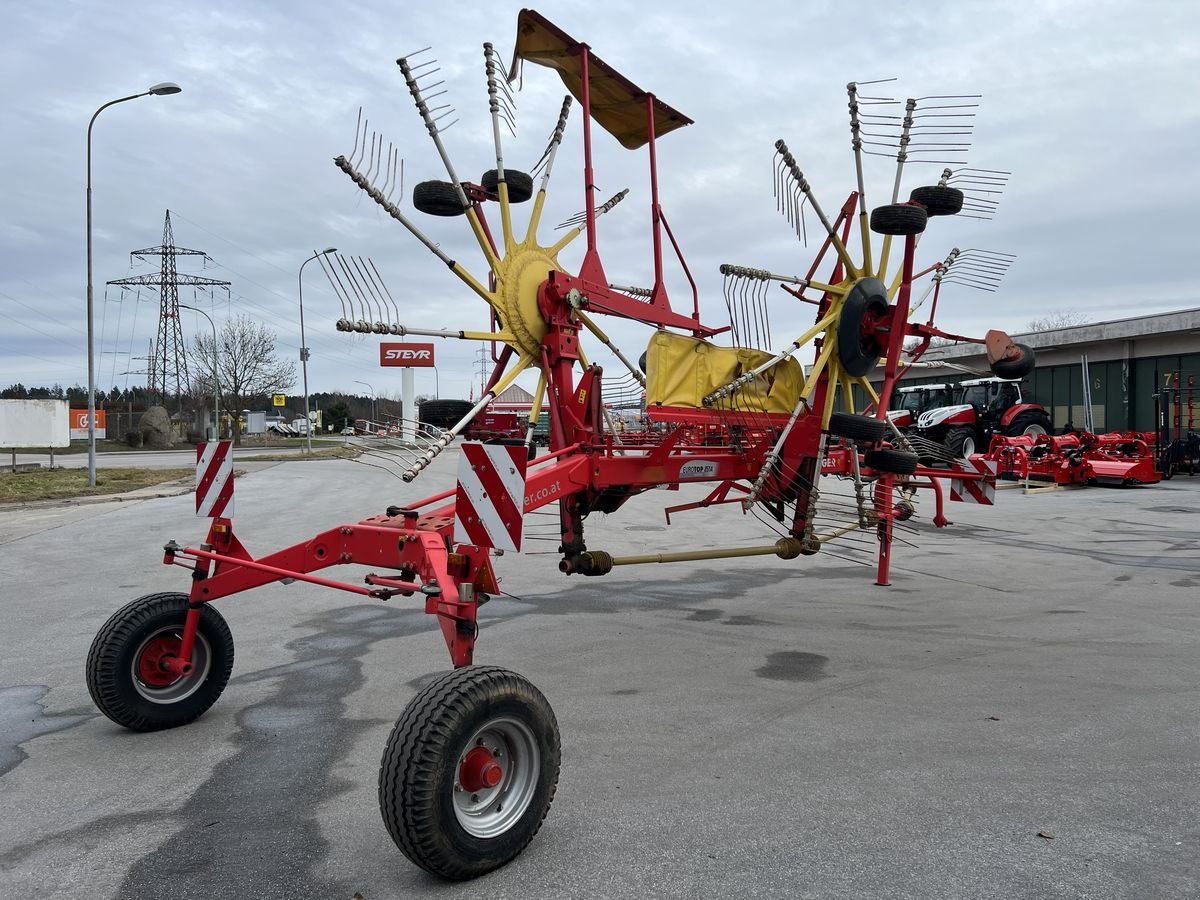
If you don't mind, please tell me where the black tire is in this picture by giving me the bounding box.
[827,412,888,442]
[413,180,467,217]
[864,448,919,475]
[379,666,560,880]
[870,203,928,236]
[1005,410,1052,438]
[837,277,890,376]
[419,399,475,430]
[86,593,234,732]
[945,426,978,459]
[990,343,1037,379]
[481,170,534,203]
[638,350,648,374]
[909,185,964,217]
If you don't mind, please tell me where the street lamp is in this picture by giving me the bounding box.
[179,304,220,439]
[87,82,182,487]
[355,380,377,427]
[298,247,337,455]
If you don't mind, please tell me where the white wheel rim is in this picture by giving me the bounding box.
[452,716,540,839]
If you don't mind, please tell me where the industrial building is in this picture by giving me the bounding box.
[874,307,1200,432]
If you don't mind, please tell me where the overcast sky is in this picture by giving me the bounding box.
[2,0,1197,406]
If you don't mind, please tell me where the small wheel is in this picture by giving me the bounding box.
[945,426,977,459]
[828,412,888,442]
[864,447,919,475]
[1006,411,1052,438]
[990,343,1037,379]
[86,592,234,732]
[413,180,467,217]
[870,203,928,236]
[418,399,475,429]
[909,185,964,217]
[379,666,560,880]
[481,169,534,203]
[837,277,890,376]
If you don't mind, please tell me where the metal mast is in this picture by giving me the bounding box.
[107,209,230,410]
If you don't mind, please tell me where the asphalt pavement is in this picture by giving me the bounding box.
[0,450,1197,899]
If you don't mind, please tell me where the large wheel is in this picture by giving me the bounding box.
[864,447,919,475]
[413,180,467,217]
[836,277,890,377]
[909,185,964,217]
[419,399,475,430]
[1006,411,1052,438]
[86,593,234,732]
[827,411,888,442]
[945,426,977,459]
[379,666,560,880]
[481,169,534,203]
[990,343,1037,379]
[870,203,928,236]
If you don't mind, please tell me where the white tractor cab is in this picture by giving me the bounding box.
[887,383,956,429]
[913,377,1053,458]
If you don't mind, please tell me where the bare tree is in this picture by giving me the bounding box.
[1025,309,1089,332]
[192,314,296,445]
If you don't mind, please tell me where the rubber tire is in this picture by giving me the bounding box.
[481,170,534,203]
[419,400,475,430]
[379,666,560,880]
[864,448,919,475]
[870,203,928,236]
[1005,411,1052,438]
[990,343,1037,380]
[945,426,977,459]
[413,180,467,217]
[827,412,888,442]
[909,185,964,217]
[86,593,234,732]
[837,277,890,377]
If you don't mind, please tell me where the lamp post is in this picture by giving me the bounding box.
[179,304,220,439]
[431,365,440,400]
[298,247,337,455]
[87,82,181,487]
[355,380,377,428]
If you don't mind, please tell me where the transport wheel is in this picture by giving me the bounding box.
[909,185,964,217]
[864,447,919,475]
[1005,411,1052,438]
[836,277,890,377]
[869,203,928,236]
[379,666,560,880]
[86,593,234,732]
[413,180,467,217]
[945,426,977,458]
[989,343,1036,379]
[827,412,888,443]
[481,169,534,203]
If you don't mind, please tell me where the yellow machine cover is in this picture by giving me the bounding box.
[644,331,805,413]
[508,9,693,150]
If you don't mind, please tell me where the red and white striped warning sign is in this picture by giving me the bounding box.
[949,456,997,505]
[454,443,528,552]
[196,440,234,518]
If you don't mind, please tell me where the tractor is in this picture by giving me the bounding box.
[887,383,956,430]
[913,377,1052,458]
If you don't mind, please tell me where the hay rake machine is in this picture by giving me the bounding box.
[86,9,1037,881]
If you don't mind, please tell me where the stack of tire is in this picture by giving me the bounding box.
[418,400,475,431]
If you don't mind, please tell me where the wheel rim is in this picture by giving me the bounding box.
[1023,423,1047,437]
[963,435,976,457]
[453,716,540,839]
[131,627,212,704]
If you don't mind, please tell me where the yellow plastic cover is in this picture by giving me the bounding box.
[644,331,805,413]
[509,9,693,150]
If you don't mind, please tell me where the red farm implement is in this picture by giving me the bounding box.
[86,10,1037,881]
[985,430,1161,486]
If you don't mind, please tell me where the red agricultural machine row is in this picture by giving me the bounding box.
[984,429,1161,486]
[85,10,1039,881]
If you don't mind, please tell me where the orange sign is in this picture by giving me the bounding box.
[70,409,106,440]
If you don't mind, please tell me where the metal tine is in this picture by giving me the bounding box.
[335,254,373,330]
[315,251,354,326]
[343,255,384,329]
[366,258,401,330]
[555,188,628,230]
[353,118,369,169]
[351,256,389,331]
[531,96,572,178]
[773,139,855,272]
[349,107,363,165]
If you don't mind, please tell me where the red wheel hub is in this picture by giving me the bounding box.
[459,746,504,792]
[137,636,184,687]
